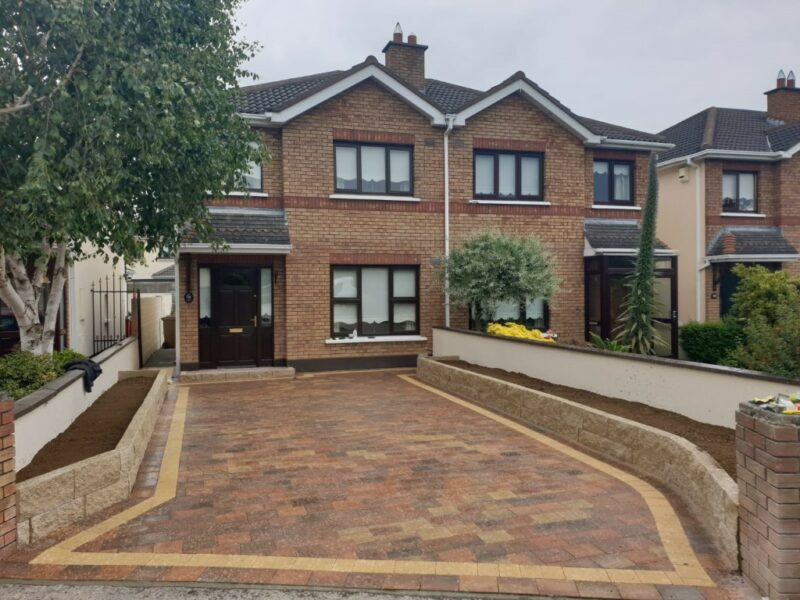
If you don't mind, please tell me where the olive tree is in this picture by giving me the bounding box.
[0,0,262,354]
[446,231,558,323]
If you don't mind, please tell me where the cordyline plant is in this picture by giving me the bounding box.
[615,154,660,354]
[0,0,264,354]
[445,231,558,322]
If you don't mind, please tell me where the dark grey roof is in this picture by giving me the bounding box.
[659,107,800,162]
[707,227,798,257]
[183,208,290,246]
[152,264,175,279]
[237,65,664,143]
[584,219,669,252]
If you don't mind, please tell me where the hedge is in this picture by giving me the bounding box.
[679,320,744,365]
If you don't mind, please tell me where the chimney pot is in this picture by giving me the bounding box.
[777,69,786,88]
[788,70,796,89]
[408,33,417,45]
[393,22,402,43]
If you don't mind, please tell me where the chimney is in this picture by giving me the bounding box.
[382,23,428,91]
[766,68,800,123]
[722,232,736,255]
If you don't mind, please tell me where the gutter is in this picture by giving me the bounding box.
[658,148,786,169]
[443,114,456,327]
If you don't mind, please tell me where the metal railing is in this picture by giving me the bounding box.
[90,275,139,357]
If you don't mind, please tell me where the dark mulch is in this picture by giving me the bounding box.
[440,359,736,477]
[17,376,155,482]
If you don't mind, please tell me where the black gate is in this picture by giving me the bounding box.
[90,275,140,357]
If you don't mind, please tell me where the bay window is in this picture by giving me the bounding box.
[334,142,413,196]
[473,150,543,201]
[331,266,419,337]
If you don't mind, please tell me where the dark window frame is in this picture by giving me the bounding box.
[330,265,420,338]
[473,150,545,201]
[333,141,415,196]
[593,159,635,206]
[722,171,758,213]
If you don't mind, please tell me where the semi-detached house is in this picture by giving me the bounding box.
[174,25,674,373]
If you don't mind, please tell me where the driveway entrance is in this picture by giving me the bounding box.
[1,371,752,599]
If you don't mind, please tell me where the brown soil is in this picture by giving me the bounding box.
[17,376,155,482]
[441,359,736,477]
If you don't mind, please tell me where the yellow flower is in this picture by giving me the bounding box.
[486,322,555,343]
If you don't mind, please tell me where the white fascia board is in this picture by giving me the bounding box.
[592,248,679,256]
[179,243,292,255]
[265,65,446,126]
[454,80,602,143]
[707,254,799,263]
[783,140,800,157]
[657,149,785,169]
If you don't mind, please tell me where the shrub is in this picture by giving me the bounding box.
[589,333,630,353]
[724,306,800,378]
[0,349,86,400]
[730,264,800,325]
[679,320,744,365]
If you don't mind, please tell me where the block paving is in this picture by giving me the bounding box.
[0,370,758,600]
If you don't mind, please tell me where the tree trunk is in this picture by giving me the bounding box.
[0,244,68,356]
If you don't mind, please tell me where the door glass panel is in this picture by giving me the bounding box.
[498,154,516,198]
[587,273,601,323]
[653,276,672,319]
[222,270,249,286]
[332,268,357,298]
[393,269,416,297]
[389,149,411,193]
[260,268,272,326]
[520,156,540,196]
[360,146,386,193]
[475,154,494,195]
[361,268,389,334]
[333,303,357,335]
[199,268,211,325]
[393,303,416,332]
[335,146,357,191]
[653,320,672,357]
[608,275,627,332]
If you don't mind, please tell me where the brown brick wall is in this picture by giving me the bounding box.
[736,408,800,600]
[181,82,653,364]
[0,394,16,560]
[767,89,800,124]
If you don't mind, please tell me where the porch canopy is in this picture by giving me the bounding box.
[583,218,675,257]
[706,226,799,263]
[181,207,291,254]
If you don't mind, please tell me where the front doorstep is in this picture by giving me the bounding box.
[179,366,295,384]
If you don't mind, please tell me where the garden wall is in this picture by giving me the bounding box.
[131,295,167,365]
[417,355,739,570]
[432,327,797,429]
[0,394,15,560]
[16,369,169,545]
[14,337,139,469]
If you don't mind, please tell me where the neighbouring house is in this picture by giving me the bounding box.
[657,70,800,324]
[174,24,674,372]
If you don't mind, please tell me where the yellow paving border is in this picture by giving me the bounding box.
[30,376,715,588]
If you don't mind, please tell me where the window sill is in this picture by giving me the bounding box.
[720,212,766,218]
[591,204,640,211]
[329,193,420,202]
[225,191,270,198]
[469,199,551,206]
[325,335,428,345]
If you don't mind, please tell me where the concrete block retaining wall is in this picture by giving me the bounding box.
[16,369,169,545]
[417,355,739,571]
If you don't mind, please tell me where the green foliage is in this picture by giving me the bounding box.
[724,306,800,378]
[0,0,263,263]
[616,155,659,354]
[446,231,558,320]
[729,265,800,325]
[0,349,86,400]
[589,333,630,353]
[679,319,744,365]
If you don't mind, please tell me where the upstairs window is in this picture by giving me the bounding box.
[334,142,413,196]
[243,142,263,191]
[722,172,757,213]
[593,159,633,205]
[473,151,543,201]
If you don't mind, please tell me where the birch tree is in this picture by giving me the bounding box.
[0,0,263,354]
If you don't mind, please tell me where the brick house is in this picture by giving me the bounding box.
[657,70,800,324]
[174,25,673,372]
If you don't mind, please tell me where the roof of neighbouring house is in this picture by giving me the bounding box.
[658,107,800,162]
[152,264,175,280]
[706,226,799,258]
[182,208,290,247]
[583,219,670,253]
[237,64,665,144]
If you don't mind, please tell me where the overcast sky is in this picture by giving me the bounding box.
[235,0,800,133]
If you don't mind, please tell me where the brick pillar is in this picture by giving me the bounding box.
[0,393,16,560]
[736,404,800,600]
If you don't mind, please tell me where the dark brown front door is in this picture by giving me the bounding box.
[215,267,259,367]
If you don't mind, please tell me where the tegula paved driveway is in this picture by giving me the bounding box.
[1,370,754,599]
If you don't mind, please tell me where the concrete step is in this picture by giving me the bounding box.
[179,366,295,384]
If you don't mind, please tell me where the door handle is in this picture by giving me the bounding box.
[252,316,258,327]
